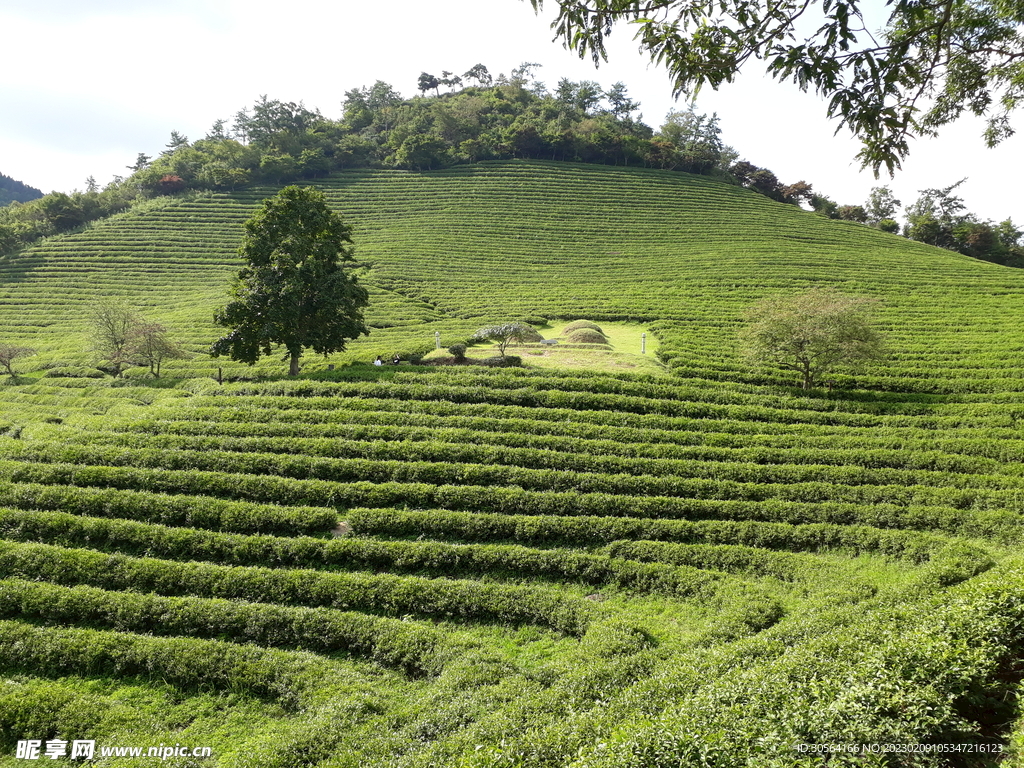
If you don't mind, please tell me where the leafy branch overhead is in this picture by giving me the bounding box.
[527,0,1024,174]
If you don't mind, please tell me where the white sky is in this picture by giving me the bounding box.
[1,0,1019,223]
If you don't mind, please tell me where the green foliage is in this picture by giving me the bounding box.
[0,344,34,377]
[657,106,723,174]
[904,179,1021,265]
[0,173,42,207]
[562,320,604,333]
[0,181,136,255]
[0,539,592,635]
[740,288,884,390]
[89,299,141,378]
[529,0,1024,173]
[567,328,609,345]
[865,185,901,224]
[471,322,541,357]
[211,186,369,375]
[837,204,867,222]
[2,162,1024,762]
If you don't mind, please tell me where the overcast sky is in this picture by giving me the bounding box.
[1,0,1019,223]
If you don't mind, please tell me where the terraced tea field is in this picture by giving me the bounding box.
[3,161,1024,389]
[1,162,1023,766]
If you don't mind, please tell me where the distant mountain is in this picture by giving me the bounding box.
[0,172,43,206]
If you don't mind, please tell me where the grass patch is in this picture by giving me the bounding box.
[427,321,666,374]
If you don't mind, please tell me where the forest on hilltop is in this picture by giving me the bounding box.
[0,173,42,207]
[1,64,1020,266]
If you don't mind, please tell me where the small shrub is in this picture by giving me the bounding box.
[471,323,541,356]
[447,343,467,361]
[581,621,656,657]
[475,355,522,367]
[567,329,610,345]
[563,320,604,333]
[42,367,106,379]
[517,315,547,326]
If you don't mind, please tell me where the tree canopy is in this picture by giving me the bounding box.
[0,343,35,378]
[740,288,884,390]
[903,180,1023,265]
[210,186,369,375]
[472,323,542,357]
[527,0,1024,174]
[0,173,43,207]
[2,65,1016,264]
[88,299,186,378]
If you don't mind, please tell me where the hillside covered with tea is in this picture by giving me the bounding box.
[0,161,1023,766]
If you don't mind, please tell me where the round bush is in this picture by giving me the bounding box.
[447,343,467,361]
[514,325,544,344]
[563,320,604,334]
[478,355,523,367]
[42,367,107,379]
[581,621,656,657]
[517,315,547,326]
[567,329,610,345]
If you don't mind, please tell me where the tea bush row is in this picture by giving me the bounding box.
[197,380,911,427]
[346,509,954,561]
[0,619,334,708]
[58,427,1014,478]
[0,578,449,676]
[107,408,1024,463]
[559,560,1024,768]
[0,508,720,598]
[1,448,1022,529]
[0,540,592,634]
[607,539,994,589]
[3,443,1021,509]
[0,480,334,535]
[174,394,1024,447]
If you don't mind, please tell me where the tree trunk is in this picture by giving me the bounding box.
[289,351,301,377]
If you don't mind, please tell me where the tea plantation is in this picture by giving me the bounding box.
[0,161,1023,766]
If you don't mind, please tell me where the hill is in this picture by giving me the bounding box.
[0,173,42,207]
[2,160,1023,389]
[1,161,1023,766]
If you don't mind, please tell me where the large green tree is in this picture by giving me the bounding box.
[211,186,369,376]
[527,0,1024,174]
[740,288,884,390]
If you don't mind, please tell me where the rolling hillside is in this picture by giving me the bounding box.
[3,160,1023,389]
[0,161,1023,767]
